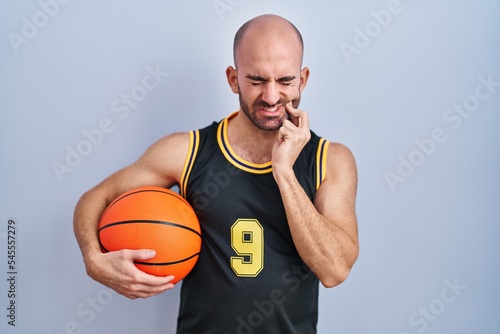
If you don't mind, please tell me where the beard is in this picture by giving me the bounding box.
[238,90,301,132]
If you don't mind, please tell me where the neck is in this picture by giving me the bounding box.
[227,111,278,164]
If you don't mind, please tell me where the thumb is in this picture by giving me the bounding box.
[126,249,156,261]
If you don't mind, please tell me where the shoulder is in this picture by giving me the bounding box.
[145,121,220,168]
[326,142,356,163]
[325,142,357,181]
[134,132,192,185]
[314,141,358,212]
[143,132,191,158]
[308,132,357,180]
[314,141,357,199]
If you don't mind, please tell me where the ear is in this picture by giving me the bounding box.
[226,66,239,94]
[299,67,310,93]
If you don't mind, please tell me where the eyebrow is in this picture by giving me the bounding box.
[246,75,296,82]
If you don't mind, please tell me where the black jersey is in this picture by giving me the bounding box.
[176,112,330,334]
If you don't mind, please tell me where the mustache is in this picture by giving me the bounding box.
[252,99,288,109]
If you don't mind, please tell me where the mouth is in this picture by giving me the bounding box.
[257,104,284,115]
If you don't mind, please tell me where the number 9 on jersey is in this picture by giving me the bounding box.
[230,219,264,277]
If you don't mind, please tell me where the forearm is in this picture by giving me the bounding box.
[73,165,140,264]
[276,174,358,287]
[73,188,109,269]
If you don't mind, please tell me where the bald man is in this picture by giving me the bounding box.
[74,14,359,333]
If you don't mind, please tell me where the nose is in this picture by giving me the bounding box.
[261,82,281,106]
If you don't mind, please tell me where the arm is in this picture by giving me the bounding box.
[272,104,359,288]
[73,132,189,299]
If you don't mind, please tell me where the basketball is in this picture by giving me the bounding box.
[98,186,201,284]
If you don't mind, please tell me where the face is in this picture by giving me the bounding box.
[237,79,302,131]
[227,26,309,131]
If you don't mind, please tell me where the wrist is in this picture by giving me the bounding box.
[83,248,104,277]
[272,166,297,188]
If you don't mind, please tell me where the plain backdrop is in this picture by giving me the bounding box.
[1,1,499,333]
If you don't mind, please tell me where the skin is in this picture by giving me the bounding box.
[73,14,359,299]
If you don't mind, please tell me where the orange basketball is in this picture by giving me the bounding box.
[98,186,201,284]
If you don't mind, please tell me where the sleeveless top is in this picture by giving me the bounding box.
[176,112,329,334]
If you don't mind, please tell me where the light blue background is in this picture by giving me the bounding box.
[1,0,499,333]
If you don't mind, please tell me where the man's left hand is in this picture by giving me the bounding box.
[271,101,311,180]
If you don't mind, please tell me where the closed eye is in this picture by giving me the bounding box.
[247,75,266,86]
[246,75,296,86]
[277,76,296,86]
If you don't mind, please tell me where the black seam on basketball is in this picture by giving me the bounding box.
[134,252,200,266]
[98,239,110,253]
[117,189,189,207]
[100,188,192,219]
[98,219,202,238]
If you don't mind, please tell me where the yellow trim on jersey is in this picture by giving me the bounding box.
[217,112,273,174]
[180,130,200,198]
[316,138,330,189]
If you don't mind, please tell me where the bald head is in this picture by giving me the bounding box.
[233,14,304,69]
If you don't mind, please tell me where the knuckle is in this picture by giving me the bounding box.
[117,288,136,300]
[125,292,138,300]
[128,281,141,292]
[128,271,140,282]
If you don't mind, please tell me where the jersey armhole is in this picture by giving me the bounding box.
[179,130,200,198]
[315,138,330,190]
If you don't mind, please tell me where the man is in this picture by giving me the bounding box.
[74,14,359,333]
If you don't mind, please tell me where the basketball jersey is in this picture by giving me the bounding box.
[176,112,330,334]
